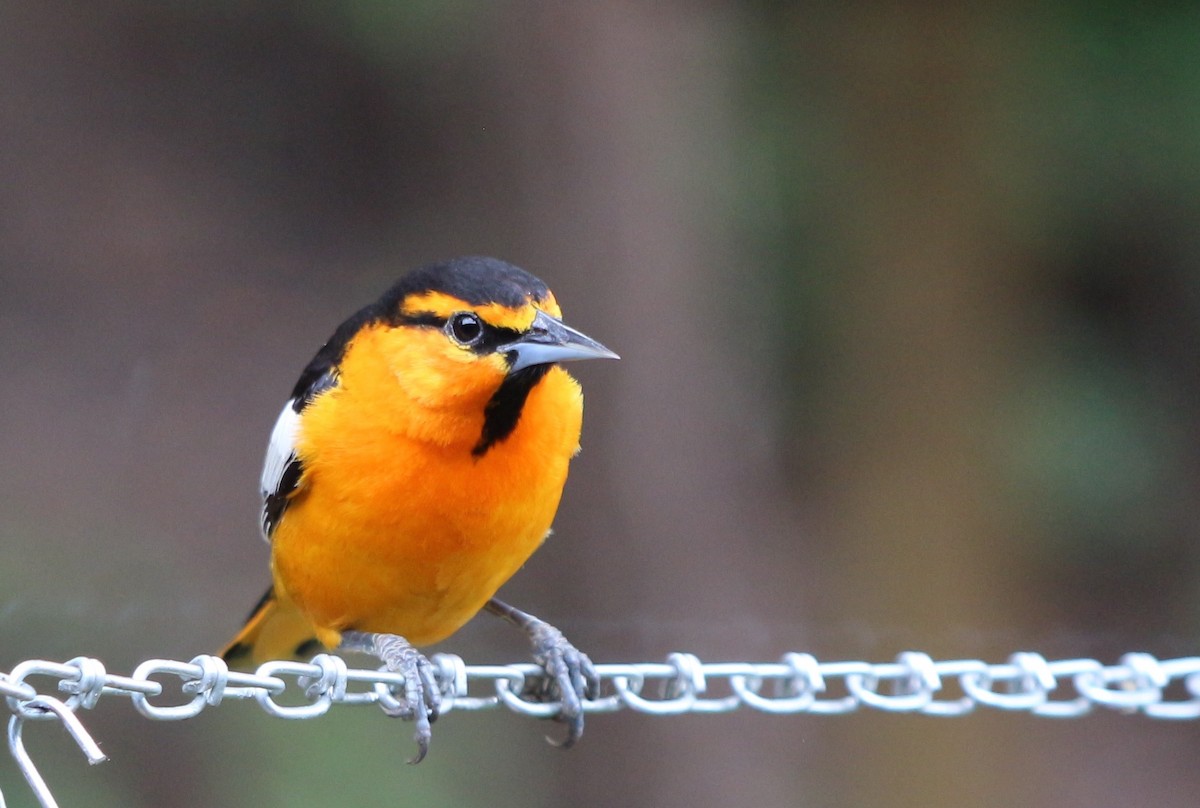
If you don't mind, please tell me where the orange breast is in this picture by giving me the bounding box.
[269,323,584,647]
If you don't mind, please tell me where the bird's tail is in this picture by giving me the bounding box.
[220,586,323,668]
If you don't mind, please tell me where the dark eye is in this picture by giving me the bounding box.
[447,312,484,345]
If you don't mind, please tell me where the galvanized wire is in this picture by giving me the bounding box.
[3,651,1200,807]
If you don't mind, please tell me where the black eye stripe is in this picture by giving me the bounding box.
[397,311,522,355]
[396,311,446,329]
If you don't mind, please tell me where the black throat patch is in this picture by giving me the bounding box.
[473,364,552,457]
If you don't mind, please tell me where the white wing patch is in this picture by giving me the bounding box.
[260,401,301,542]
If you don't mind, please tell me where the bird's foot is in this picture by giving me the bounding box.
[340,631,440,763]
[485,599,599,748]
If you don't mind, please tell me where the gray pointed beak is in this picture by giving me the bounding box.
[500,309,619,373]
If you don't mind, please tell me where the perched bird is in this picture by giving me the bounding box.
[221,257,617,761]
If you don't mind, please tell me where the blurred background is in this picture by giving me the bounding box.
[3,1,1200,806]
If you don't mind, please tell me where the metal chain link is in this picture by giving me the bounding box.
[3,651,1200,807]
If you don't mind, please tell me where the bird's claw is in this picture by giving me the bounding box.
[343,631,440,764]
[523,620,600,748]
[378,638,441,763]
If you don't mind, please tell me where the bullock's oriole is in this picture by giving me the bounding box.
[221,257,616,761]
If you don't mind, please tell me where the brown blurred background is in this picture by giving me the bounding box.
[4,2,1200,806]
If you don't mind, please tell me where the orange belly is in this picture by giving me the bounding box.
[270,365,583,647]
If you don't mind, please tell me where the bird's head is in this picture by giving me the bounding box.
[332,257,617,453]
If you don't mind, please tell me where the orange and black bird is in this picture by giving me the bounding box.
[221,257,617,760]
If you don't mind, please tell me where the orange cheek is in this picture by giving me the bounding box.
[321,325,514,450]
[390,338,508,412]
